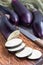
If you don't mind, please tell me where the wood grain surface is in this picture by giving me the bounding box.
[0,33,43,65]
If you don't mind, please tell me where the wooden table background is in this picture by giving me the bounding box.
[0,33,43,65]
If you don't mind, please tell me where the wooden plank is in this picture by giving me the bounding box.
[0,33,43,65]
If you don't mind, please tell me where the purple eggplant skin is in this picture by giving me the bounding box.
[0,15,17,39]
[9,10,19,25]
[32,10,43,39]
[12,0,33,27]
[0,5,19,25]
[0,15,17,31]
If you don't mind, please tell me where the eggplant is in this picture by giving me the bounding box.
[33,10,43,38]
[0,15,17,38]
[0,5,19,25]
[1,15,17,31]
[12,0,33,27]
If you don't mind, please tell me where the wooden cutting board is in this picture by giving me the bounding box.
[0,33,43,65]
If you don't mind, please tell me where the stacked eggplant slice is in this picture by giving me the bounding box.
[5,37,42,59]
[5,30,42,60]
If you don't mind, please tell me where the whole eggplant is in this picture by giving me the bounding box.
[12,0,33,27]
[0,5,19,25]
[0,14,17,38]
[33,10,43,38]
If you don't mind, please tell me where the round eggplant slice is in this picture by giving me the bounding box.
[7,30,20,41]
[28,49,42,60]
[8,43,25,52]
[15,47,33,58]
[5,38,22,48]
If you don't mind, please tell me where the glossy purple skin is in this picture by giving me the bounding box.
[12,0,33,26]
[0,5,19,25]
[0,15,17,39]
[33,11,43,38]
[9,10,19,25]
